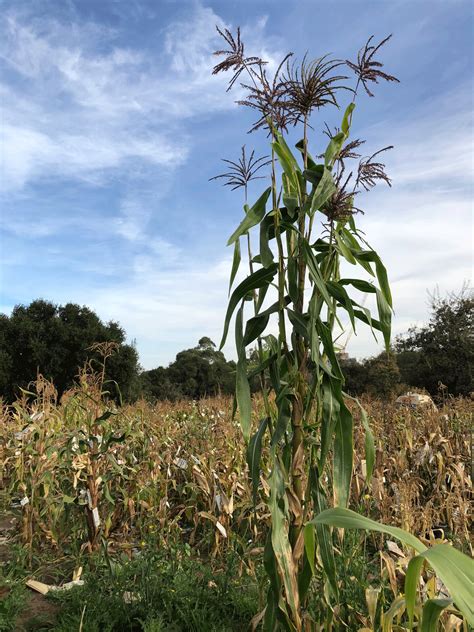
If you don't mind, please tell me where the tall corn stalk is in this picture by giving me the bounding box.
[212,29,399,630]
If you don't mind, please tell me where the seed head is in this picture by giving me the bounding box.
[346,35,400,97]
[212,26,264,91]
[209,146,270,191]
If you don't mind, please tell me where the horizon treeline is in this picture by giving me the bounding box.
[0,290,471,404]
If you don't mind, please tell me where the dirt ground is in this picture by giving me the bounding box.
[0,507,60,630]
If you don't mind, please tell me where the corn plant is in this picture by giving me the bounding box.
[212,29,402,629]
[212,30,474,630]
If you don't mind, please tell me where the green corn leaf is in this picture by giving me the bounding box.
[375,288,392,350]
[283,194,298,216]
[326,281,356,330]
[310,168,336,215]
[335,230,357,264]
[243,297,289,347]
[303,165,324,187]
[303,522,316,576]
[310,507,426,553]
[345,394,375,483]
[311,470,338,599]
[319,377,339,469]
[316,319,343,380]
[220,263,277,349]
[333,397,354,508]
[341,102,356,135]
[356,250,392,308]
[405,555,425,628]
[382,596,406,632]
[269,462,301,630]
[227,187,271,245]
[353,307,382,333]
[339,278,376,293]
[419,545,474,626]
[247,417,269,509]
[272,129,301,176]
[287,253,298,304]
[295,138,318,170]
[235,304,252,441]
[421,599,452,632]
[243,313,269,347]
[286,308,309,341]
[271,393,291,447]
[228,238,241,293]
[312,510,474,625]
[324,131,345,167]
[260,213,275,268]
[302,240,333,308]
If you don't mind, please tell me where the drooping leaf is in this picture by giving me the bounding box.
[302,240,333,308]
[341,102,356,136]
[310,168,336,215]
[345,394,375,484]
[405,555,425,628]
[335,230,357,265]
[303,165,324,187]
[310,507,426,553]
[333,397,353,508]
[311,468,338,598]
[324,131,345,168]
[326,281,356,330]
[339,278,376,293]
[220,263,278,349]
[356,250,392,308]
[319,377,339,470]
[229,238,241,293]
[268,461,301,630]
[419,545,474,626]
[227,187,272,245]
[311,509,474,625]
[243,297,290,347]
[247,417,269,509]
[421,599,453,632]
[375,288,392,350]
[235,304,252,441]
[260,213,275,268]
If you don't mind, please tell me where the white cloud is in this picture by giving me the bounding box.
[0,5,282,193]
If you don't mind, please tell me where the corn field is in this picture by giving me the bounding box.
[1,373,472,629]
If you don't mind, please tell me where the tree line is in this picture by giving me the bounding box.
[0,289,471,404]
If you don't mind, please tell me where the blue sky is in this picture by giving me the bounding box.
[0,0,472,369]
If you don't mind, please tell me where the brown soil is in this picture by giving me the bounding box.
[14,592,60,631]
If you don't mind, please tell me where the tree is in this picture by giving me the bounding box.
[139,337,236,401]
[364,351,401,399]
[0,299,140,402]
[339,356,367,396]
[396,287,473,396]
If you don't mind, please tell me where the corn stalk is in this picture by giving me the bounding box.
[214,32,397,630]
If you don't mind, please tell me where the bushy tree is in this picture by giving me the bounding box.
[140,337,235,401]
[0,299,140,402]
[396,287,473,396]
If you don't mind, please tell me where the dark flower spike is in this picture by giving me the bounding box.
[283,54,349,123]
[238,53,293,134]
[356,146,394,190]
[212,26,264,91]
[209,146,271,191]
[324,173,362,223]
[346,34,400,97]
[337,138,366,168]
[322,125,365,165]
